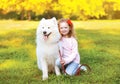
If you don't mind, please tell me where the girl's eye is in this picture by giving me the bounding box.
[60,27,63,29]
[65,27,68,29]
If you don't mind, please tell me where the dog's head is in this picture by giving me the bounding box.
[37,17,61,42]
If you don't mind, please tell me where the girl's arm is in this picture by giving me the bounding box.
[64,39,79,64]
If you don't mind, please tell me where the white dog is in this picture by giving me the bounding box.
[36,17,61,80]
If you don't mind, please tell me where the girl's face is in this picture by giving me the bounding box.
[59,22,70,37]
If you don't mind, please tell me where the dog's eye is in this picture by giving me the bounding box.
[48,27,50,29]
[42,27,44,29]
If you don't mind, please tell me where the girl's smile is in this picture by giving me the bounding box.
[59,22,70,37]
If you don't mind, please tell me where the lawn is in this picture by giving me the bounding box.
[0,20,120,84]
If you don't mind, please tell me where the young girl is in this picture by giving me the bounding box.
[56,18,81,75]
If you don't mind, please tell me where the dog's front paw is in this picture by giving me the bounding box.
[42,75,48,80]
[56,72,61,76]
[55,66,61,76]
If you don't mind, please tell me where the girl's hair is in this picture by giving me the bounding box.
[58,18,76,38]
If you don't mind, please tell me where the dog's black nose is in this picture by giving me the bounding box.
[43,31,47,34]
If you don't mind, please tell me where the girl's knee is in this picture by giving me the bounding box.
[65,70,74,76]
[55,58,61,68]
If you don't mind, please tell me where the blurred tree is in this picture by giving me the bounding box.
[103,0,120,19]
[0,0,120,20]
[0,0,53,20]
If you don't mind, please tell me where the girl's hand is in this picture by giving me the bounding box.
[60,60,65,65]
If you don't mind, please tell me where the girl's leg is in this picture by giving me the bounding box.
[65,62,79,75]
[55,58,62,69]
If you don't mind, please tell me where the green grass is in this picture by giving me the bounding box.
[0,20,120,84]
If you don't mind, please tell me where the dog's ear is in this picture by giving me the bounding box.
[52,17,56,20]
[41,18,45,21]
[38,18,45,27]
[52,17,57,25]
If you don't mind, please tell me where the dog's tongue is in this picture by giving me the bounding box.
[44,36,48,41]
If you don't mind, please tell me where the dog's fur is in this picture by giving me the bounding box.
[36,17,61,80]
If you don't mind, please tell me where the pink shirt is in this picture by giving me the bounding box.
[59,37,80,65]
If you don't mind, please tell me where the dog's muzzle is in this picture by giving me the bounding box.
[43,31,52,41]
[43,31,47,35]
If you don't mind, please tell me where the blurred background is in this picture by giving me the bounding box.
[0,0,120,20]
[0,0,120,83]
